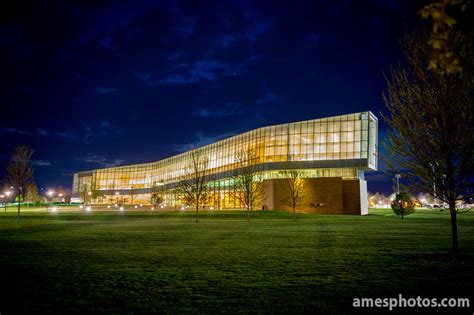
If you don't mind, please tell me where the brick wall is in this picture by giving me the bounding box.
[264,177,367,215]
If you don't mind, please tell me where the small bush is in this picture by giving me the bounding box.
[391,192,416,219]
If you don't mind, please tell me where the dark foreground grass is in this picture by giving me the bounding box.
[0,208,473,314]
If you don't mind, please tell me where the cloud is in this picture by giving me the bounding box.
[82,154,125,168]
[176,16,196,38]
[305,32,321,48]
[175,131,236,152]
[241,3,272,43]
[256,92,280,105]
[167,51,185,60]
[2,128,32,135]
[155,59,242,85]
[38,128,49,136]
[96,86,118,94]
[152,74,199,85]
[246,19,271,43]
[72,1,165,47]
[99,36,113,49]
[214,34,238,48]
[32,160,51,166]
[98,120,121,136]
[194,103,242,118]
[190,60,237,80]
[100,121,112,128]
[0,155,50,166]
[135,72,153,81]
[56,131,75,138]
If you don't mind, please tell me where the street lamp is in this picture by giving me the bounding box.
[47,190,54,210]
[16,186,22,224]
[87,191,92,207]
[429,163,437,205]
[4,190,12,212]
[0,194,4,213]
[395,174,401,194]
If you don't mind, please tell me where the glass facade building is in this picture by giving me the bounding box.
[72,111,377,209]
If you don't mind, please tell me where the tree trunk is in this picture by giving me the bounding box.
[18,187,21,224]
[195,204,199,223]
[293,206,296,221]
[247,207,250,222]
[449,202,459,255]
[17,197,20,224]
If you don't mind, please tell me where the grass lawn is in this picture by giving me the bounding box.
[0,207,473,313]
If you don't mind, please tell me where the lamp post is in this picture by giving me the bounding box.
[87,191,92,207]
[0,194,4,213]
[47,191,54,211]
[429,163,437,205]
[395,174,401,194]
[441,174,447,207]
[4,191,11,213]
[17,186,22,224]
[115,192,120,206]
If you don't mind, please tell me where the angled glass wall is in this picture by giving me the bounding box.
[73,111,378,199]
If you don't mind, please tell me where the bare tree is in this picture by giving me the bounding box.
[383,29,473,255]
[24,182,40,207]
[4,145,34,223]
[129,185,137,204]
[80,184,90,209]
[231,148,265,222]
[280,170,306,221]
[151,194,164,209]
[175,150,213,222]
[150,182,164,209]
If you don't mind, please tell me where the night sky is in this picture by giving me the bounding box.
[1,0,434,194]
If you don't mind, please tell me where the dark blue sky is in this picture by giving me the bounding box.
[1,0,432,193]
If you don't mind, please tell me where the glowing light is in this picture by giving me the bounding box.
[47,190,54,197]
[134,205,138,209]
[107,205,111,209]
[115,192,120,195]
[160,205,164,208]
[5,191,11,196]
[181,207,185,210]
[79,205,83,209]
[119,206,124,211]
[88,191,92,196]
[85,206,91,212]
[139,204,143,207]
[51,207,57,212]
[151,207,155,211]
[210,206,214,210]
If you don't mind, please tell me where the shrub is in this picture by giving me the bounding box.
[391,192,416,219]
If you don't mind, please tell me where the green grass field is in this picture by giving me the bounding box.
[0,207,473,313]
